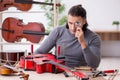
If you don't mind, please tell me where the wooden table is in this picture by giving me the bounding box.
[0,57,120,80]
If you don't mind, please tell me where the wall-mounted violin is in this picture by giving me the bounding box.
[0,0,61,11]
[0,0,32,11]
[0,17,49,43]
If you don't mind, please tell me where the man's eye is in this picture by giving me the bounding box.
[75,21,81,27]
[69,22,73,25]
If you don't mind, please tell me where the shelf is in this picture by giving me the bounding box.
[95,31,120,41]
[0,42,41,45]
[0,10,53,13]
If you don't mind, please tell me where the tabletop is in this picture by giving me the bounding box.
[0,57,120,80]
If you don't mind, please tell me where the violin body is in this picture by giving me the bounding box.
[20,53,64,73]
[2,17,45,43]
[0,0,32,11]
[20,55,36,70]
[0,66,14,75]
[0,64,29,80]
[20,53,89,79]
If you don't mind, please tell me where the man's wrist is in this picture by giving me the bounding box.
[80,41,87,49]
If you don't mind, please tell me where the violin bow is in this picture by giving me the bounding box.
[14,0,61,7]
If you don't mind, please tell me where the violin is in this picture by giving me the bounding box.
[0,0,61,12]
[0,64,29,80]
[20,53,89,80]
[20,53,64,72]
[1,17,49,43]
[0,0,32,11]
[0,66,14,75]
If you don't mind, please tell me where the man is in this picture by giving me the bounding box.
[34,4,101,69]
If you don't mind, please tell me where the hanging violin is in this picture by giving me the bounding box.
[0,0,32,11]
[0,0,61,11]
[0,17,49,43]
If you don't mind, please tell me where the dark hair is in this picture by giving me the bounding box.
[66,4,88,31]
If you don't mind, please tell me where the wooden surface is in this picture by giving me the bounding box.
[0,57,120,80]
[95,31,120,41]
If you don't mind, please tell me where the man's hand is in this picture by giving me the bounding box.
[75,27,87,49]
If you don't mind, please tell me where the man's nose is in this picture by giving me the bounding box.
[71,24,76,29]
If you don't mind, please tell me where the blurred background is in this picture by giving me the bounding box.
[0,0,120,57]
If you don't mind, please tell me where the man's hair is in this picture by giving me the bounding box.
[66,4,88,31]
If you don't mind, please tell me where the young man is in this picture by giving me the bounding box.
[34,4,101,69]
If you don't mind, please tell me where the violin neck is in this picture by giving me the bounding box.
[47,61,74,72]
[3,64,18,72]
[46,60,88,79]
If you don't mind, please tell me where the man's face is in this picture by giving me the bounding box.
[67,15,86,34]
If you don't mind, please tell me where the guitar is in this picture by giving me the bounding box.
[20,53,89,80]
